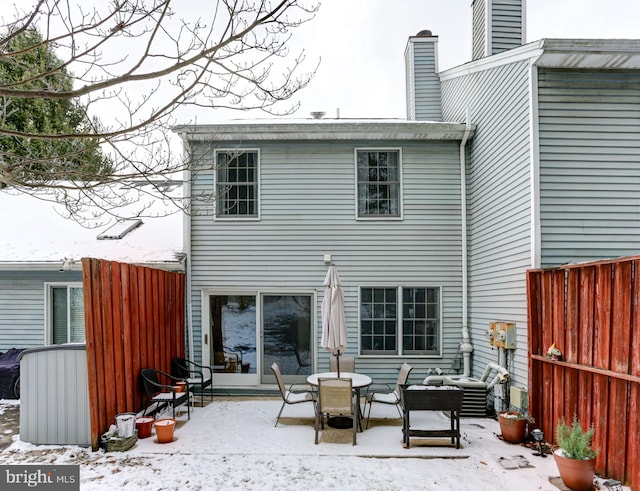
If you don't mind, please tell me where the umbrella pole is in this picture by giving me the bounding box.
[336,351,341,377]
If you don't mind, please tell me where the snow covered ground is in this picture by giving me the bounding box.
[0,398,626,490]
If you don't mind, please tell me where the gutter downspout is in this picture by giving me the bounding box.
[460,108,473,376]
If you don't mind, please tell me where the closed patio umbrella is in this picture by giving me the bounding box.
[321,265,348,376]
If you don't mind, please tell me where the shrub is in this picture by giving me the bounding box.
[555,415,598,460]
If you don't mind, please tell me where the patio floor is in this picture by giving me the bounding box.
[0,398,628,490]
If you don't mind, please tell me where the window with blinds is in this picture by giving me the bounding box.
[49,284,85,344]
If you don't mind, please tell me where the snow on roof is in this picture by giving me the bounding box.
[0,183,184,269]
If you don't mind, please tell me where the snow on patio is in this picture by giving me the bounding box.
[0,397,573,490]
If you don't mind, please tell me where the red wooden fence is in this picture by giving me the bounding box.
[82,258,185,450]
[527,255,640,490]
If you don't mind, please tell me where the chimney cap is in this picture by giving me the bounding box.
[416,29,434,37]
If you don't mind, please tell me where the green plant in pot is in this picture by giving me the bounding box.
[497,410,532,444]
[553,415,598,491]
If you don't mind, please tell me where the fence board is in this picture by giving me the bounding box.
[629,260,640,487]
[527,271,544,421]
[121,265,134,410]
[593,264,612,474]
[528,255,640,490]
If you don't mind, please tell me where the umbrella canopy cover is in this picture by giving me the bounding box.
[321,265,347,355]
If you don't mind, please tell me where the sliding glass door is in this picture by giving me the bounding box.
[204,292,313,386]
[261,294,313,384]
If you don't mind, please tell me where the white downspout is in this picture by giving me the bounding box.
[460,108,473,376]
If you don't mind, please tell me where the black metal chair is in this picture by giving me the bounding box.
[140,368,190,419]
[172,357,213,406]
[270,362,316,427]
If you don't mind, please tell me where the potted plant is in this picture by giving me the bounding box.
[497,411,532,444]
[553,415,598,491]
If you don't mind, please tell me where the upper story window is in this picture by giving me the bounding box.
[46,283,85,344]
[356,149,402,218]
[215,150,259,218]
[359,286,440,356]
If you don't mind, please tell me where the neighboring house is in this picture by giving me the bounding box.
[0,183,184,351]
[440,0,640,390]
[175,0,640,405]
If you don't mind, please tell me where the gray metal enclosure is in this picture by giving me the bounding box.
[19,344,90,446]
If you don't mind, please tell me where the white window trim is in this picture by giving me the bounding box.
[357,284,443,358]
[354,147,404,221]
[213,148,261,221]
[44,282,84,345]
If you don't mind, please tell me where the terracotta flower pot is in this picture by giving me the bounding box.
[498,411,528,444]
[154,418,176,443]
[135,417,154,439]
[553,449,596,491]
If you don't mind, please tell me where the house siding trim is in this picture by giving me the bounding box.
[528,63,541,269]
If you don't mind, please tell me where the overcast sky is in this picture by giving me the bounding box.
[204,0,640,121]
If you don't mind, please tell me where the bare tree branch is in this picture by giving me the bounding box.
[0,0,319,223]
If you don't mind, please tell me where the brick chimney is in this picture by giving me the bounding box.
[405,29,442,121]
[472,0,525,61]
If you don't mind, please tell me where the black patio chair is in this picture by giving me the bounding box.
[172,357,213,407]
[140,368,190,419]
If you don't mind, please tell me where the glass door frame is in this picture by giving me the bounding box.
[260,291,316,386]
[201,288,260,386]
[201,288,317,387]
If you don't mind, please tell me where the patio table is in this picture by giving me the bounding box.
[307,371,372,431]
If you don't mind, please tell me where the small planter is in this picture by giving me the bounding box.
[554,415,598,491]
[115,412,137,438]
[175,381,187,392]
[154,418,176,443]
[498,411,528,444]
[135,417,154,439]
[553,449,596,491]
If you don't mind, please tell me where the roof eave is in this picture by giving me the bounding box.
[174,121,475,141]
[535,38,640,69]
[0,260,184,273]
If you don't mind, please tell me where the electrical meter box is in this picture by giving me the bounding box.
[487,321,517,349]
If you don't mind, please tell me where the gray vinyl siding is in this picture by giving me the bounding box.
[0,271,81,350]
[472,0,487,61]
[538,68,640,267]
[472,0,523,59]
[490,0,523,55]
[442,59,532,387]
[188,139,464,386]
[411,41,442,121]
